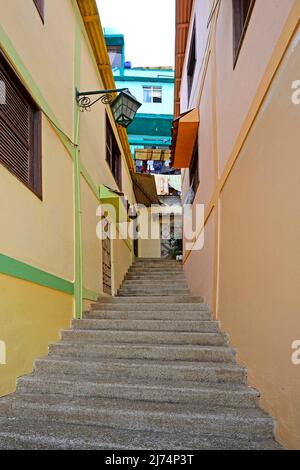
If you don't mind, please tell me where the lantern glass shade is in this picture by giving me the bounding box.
[111,90,142,128]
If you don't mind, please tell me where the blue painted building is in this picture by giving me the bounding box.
[104,28,175,174]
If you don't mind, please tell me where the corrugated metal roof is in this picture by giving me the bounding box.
[174,0,193,117]
[76,0,134,172]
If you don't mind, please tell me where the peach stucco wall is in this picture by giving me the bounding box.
[218,30,300,448]
[184,210,215,311]
[180,0,300,448]
[215,0,295,175]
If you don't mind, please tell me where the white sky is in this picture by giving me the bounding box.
[96,0,175,68]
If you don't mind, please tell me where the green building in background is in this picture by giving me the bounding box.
[104,28,175,174]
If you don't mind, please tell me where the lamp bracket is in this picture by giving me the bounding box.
[76,88,129,112]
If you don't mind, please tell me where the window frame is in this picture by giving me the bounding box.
[232,0,256,68]
[143,86,162,104]
[106,114,122,191]
[0,50,42,199]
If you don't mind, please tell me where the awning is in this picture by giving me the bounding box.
[134,148,171,161]
[99,185,129,223]
[131,173,161,207]
[171,108,199,168]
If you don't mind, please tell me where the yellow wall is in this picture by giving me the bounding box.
[0,0,75,137]
[81,177,103,294]
[138,209,161,259]
[0,119,75,281]
[111,237,134,295]
[0,0,135,397]
[0,274,73,397]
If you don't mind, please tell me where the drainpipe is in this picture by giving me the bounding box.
[73,22,83,320]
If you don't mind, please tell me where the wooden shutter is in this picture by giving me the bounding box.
[0,51,42,197]
[33,0,45,22]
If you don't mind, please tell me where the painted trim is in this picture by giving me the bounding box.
[135,113,174,120]
[0,254,74,295]
[83,287,100,302]
[124,67,174,72]
[73,20,83,320]
[79,161,100,201]
[115,76,174,84]
[211,1,221,320]
[129,141,171,148]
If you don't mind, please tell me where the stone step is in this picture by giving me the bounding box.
[128,269,184,274]
[72,319,219,333]
[125,274,186,280]
[0,397,13,417]
[34,357,246,384]
[122,280,188,286]
[135,259,181,262]
[85,309,212,320]
[61,329,226,346]
[128,263,184,272]
[128,269,183,274]
[95,296,203,304]
[10,395,275,440]
[91,302,208,311]
[119,286,189,291]
[0,257,281,451]
[134,258,182,265]
[131,260,183,269]
[48,342,236,363]
[0,418,280,450]
[118,290,190,296]
[17,376,258,408]
[132,264,182,269]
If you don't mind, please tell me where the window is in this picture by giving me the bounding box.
[189,140,199,202]
[107,45,123,69]
[143,86,162,104]
[0,50,42,198]
[187,21,196,100]
[106,115,122,190]
[232,0,255,66]
[33,0,45,23]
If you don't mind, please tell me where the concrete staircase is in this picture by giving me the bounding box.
[0,259,280,449]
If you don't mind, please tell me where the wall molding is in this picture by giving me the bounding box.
[0,253,74,295]
[83,287,100,302]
